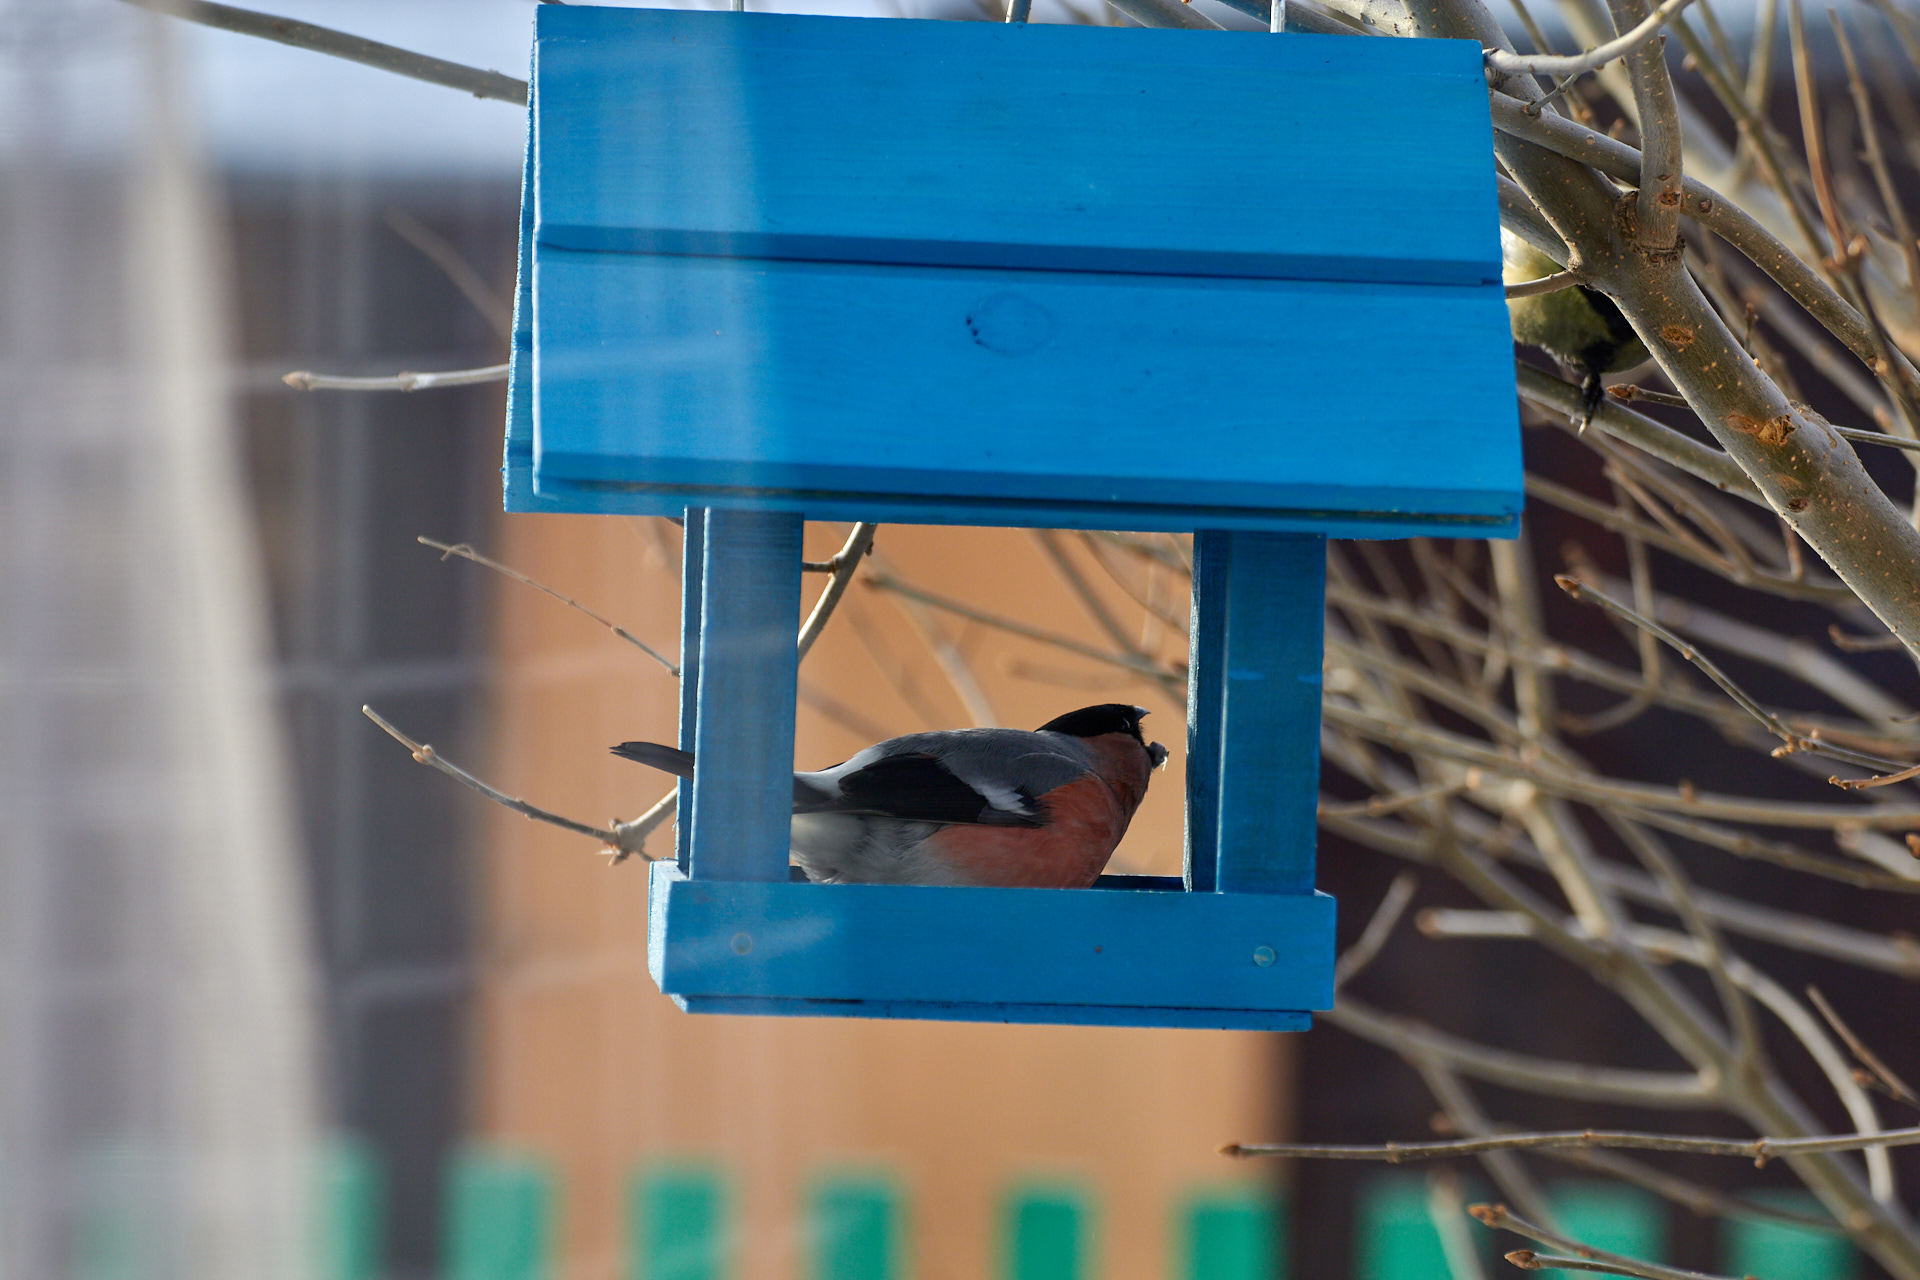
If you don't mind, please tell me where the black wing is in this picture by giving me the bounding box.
[800,752,1045,828]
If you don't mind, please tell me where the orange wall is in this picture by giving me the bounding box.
[475,517,1289,1280]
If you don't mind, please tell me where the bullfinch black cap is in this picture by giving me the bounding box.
[1036,704,1151,742]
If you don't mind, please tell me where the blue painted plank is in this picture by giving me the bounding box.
[676,509,706,872]
[529,250,1522,529]
[533,8,1500,287]
[1185,532,1228,893]
[671,996,1312,1031]
[515,476,1519,539]
[502,59,539,513]
[1214,534,1325,895]
[688,511,802,883]
[647,863,1334,1010]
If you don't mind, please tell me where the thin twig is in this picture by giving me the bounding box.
[1485,0,1697,77]
[1489,93,1908,389]
[1555,575,1909,772]
[1224,1123,1920,1162]
[1328,703,1920,831]
[1607,815,1764,1076]
[283,364,509,392]
[363,705,653,859]
[608,791,676,866]
[1413,1059,1560,1231]
[799,680,894,744]
[1530,479,1850,600]
[863,570,1180,682]
[1031,530,1185,708]
[797,524,877,662]
[1477,1204,1744,1280]
[383,209,512,342]
[607,529,878,863]
[1334,872,1419,989]
[1609,386,1692,408]
[1835,426,1920,454]
[1789,0,1920,437]
[1321,782,1471,820]
[1506,270,1581,299]
[1831,760,1920,791]
[116,0,528,103]
[1428,1171,1493,1280]
[1807,986,1920,1108]
[1503,1249,1725,1279]
[1830,13,1920,342]
[868,557,1000,727]
[1543,1147,1853,1234]
[418,537,677,675]
[1322,996,1716,1108]
[1830,624,1909,653]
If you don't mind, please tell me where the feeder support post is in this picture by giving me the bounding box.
[687,508,804,882]
[1187,531,1326,896]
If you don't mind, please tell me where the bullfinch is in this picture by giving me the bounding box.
[612,703,1169,887]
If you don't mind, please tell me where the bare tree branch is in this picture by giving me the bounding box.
[1484,0,1697,77]
[1224,1122,1920,1162]
[363,704,654,860]
[797,523,877,661]
[116,0,528,104]
[283,365,509,392]
[418,537,677,675]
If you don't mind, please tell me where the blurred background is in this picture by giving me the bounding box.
[1,4,1278,1279]
[0,1,1894,1279]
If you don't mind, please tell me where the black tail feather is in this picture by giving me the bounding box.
[611,740,695,778]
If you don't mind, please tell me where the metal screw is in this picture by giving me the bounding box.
[1252,945,1276,967]
[731,933,753,955]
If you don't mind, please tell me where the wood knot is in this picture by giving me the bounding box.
[1660,324,1696,349]
[1786,496,1810,513]
[1727,412,1796,447]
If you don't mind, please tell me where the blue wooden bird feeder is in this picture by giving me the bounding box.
[504,5,1520,1030]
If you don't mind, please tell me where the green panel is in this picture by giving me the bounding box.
[811,1173,905,1280]
[1723,1193,1855,1280]
[446,1150,556,1280]
[318,1136,385,1280]
[1547,1183,1662,1278]
[73,1146,164,1280]
[1355,1177,1456,1280]
[630,1163,729,1280]
[1179,1187,1282,1280]
[1002,1184,1089,1280]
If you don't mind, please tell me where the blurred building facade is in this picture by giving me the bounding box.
[15,5,1290,1274]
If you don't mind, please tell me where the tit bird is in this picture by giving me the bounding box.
[1503,234,1648,430]
[612,704,1169,888]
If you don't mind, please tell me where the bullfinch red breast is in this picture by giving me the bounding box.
[612,704,1169,887]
